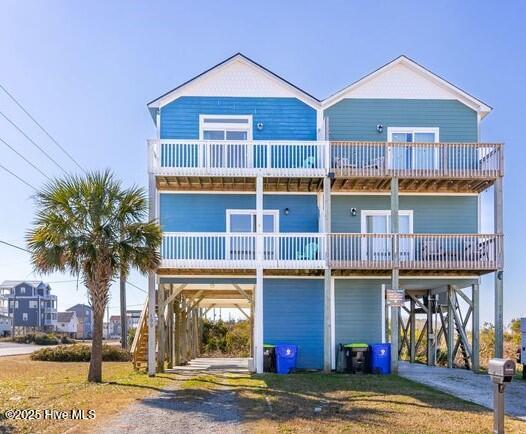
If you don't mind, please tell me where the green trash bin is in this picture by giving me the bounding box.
[343,343,369,374]
[263,344,276,373]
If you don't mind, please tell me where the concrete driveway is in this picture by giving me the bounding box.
[0,342,43,356]
[399,361,526,420]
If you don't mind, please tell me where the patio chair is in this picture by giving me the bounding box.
[363,156,385,170]
[296,242,319,260]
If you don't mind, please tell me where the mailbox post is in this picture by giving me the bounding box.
[488,358,516,434]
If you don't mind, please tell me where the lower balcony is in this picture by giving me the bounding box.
[160,232,502,273]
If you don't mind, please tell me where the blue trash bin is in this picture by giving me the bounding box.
[370,343,391,374]
[275,344,298,374]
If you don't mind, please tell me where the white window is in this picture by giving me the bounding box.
[199,115,252,141]
[361,210,413,260]
[14,301,18,309]
[20,286,25,294]
[226,209,279,260]
[29,300,38,309]
[387,127,440,170]
[22,312,28,321]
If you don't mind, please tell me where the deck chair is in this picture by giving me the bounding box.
[296,242,319,260]
[363,156,385,170]
[301,156,316,169]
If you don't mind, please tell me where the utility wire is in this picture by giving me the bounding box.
[125,280,148,294]
[0,239,29,252]
[0,110,68,175]
[0,136,51,181]
[0,83,86,173]
[0,164,37,191]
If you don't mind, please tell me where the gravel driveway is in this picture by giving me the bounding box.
[94,384,245,434]
[0,342,43,356]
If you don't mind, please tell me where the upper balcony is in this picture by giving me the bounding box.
[149,140,503,193]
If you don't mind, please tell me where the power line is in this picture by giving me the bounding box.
[0,83,86,173]
[0,110,68,175]
[0,164,37,191]
[0,136,51,181]
[0,239,29,252]
[126,280,147,294]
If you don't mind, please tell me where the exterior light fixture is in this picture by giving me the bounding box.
[351,208,357,217]
[257,122,264,130]
[376,124,384,133]
[284,208,290,216]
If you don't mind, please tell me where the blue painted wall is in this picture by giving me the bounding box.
[161,96,317,140]
[324,99,477,142]
[160,193,319,232]
[264,278,324,369]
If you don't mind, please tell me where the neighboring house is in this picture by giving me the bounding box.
[56,311,78,337]
[0,314,11,337]
[109,310,142,339]
[66,304,93,339]
[139,53,504,374]
[0,280,57,334]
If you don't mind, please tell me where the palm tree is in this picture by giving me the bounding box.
[27,170,161,382]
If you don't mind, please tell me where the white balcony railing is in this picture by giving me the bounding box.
[149,140,328,177]
[161,232,502,271]
[331,142,503,178]
[149,139,503,179]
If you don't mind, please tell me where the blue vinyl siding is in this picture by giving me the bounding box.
[324,99,477,142]
[332,195,478,233]
[161,96,317,140]
[160,194,318,232]
[264,278,324,369]
[335,279,385,346]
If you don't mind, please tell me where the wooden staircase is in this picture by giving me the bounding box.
[131,297,149,370]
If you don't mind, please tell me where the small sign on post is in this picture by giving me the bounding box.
[386,289,405,307]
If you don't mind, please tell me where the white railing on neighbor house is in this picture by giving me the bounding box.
[161,232,502,270]
[149,139,503,179]
[331,142,503,178]
[149,139,328,177]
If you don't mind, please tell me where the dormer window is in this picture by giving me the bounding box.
[20,286,25,294]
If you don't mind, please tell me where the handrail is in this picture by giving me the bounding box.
[130,295,148,356]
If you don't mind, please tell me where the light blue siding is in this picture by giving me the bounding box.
[264,278,323,369]
[335,279,386,346]
[324,99,477,142]
[332,195,478,233]
[160,194,319,232]
[161,96,317,140]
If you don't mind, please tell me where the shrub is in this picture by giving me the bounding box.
[13,333,60,345]
[60,335,75,344]
[201,319,250,356]
[128,327,136,348]
[30,344,131,362]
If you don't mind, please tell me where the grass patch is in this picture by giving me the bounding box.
[0,355,172,434]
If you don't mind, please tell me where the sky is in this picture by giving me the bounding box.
[0,0,524,324]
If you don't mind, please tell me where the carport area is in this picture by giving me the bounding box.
[399,361,526,420]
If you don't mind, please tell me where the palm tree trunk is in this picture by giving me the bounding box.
[120,271,127,349]
[88,304,104,382]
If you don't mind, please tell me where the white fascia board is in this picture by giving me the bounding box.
[322,56,492,119]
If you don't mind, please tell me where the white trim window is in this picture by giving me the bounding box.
[199,115,253,169]
[226,209,279,260]
[387,127,440,170]
[29,300,38,309]
[22,312,28,321]
[361,210,413,260]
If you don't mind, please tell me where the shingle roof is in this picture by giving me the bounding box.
[57,312,75,323]
[0,280,44,288]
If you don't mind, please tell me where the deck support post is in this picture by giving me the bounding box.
[494,177,504,358]
[427,292,435,366]
[323,175,332,373]
[472,283,480,372]
[409,297,416,363]
[156,285,166,372]
[147,172,157,376]
[254,176,264,374]
[447,285,455,368]
[390,177,400,374]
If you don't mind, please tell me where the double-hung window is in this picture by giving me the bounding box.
[388,127,439,171]
[199,115,253,169]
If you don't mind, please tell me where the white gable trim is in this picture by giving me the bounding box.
[148,54,320,111]
[322,56,492,118]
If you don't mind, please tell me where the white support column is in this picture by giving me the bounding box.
[472,283,480,372]
[390,177,400,374]
[323,175,332,372]
[147,173,157,376]
[253,176,264,374]
[494,177,504,358]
